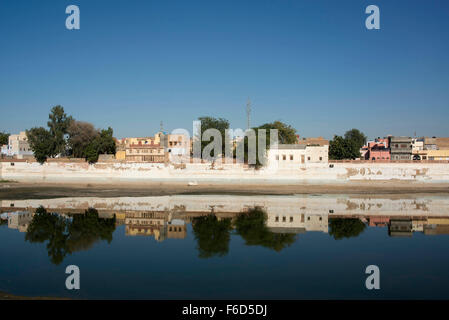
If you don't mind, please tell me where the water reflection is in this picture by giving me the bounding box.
[1,207,116,265]
[1,195,449,265]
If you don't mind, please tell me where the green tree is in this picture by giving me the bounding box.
[26,127,54,164]
[258,121,297,144]
[235,207,297,252]
[47,105,73,156]
[67,121,99,158]
[329,130,365,160]
[328,218,366,240]
[84,127,116,163]
[192,215,232,258]
[344,129,367,152]
[197,116,230,158]
[0,131,9,145]
[239,121,297,167]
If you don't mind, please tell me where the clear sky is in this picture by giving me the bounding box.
[1,0,448,139]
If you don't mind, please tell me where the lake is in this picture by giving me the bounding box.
[1,194,449,299]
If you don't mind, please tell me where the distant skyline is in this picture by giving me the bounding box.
[1,0,448,139]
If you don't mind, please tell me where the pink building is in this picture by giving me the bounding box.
[363,138,390,161]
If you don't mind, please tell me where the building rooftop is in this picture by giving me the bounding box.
[275,144,306,150]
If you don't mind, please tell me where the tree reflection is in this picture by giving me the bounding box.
[192,215,232,258]
[235,207,297,252]
[328,218,366,240]
[67,208,116,252]
[25,206,116,265]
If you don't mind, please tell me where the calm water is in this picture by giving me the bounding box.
[1,194,449,299]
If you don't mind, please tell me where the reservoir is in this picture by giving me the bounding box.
[1,193,449,299]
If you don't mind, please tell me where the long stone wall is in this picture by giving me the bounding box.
[1,160,449,184]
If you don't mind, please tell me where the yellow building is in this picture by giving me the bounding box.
[115,150,126,160]
[115,132,166,162]
[426,150,449,160]
[415,149,449,161]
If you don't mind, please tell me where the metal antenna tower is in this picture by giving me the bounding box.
[246,98,251,130]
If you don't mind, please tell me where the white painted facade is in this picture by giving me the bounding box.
[267,144,328,168]
[6,131,33,158]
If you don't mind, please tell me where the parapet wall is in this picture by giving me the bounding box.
[1,160,449,184]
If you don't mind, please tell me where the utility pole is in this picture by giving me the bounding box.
[246,97,251,130]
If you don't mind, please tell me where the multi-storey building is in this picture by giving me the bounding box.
[4,131,33,158]
[362,138,390,161]
[389,136,413,161]
[116,133,166,162]
[125,141,166,162]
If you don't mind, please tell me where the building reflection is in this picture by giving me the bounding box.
[2,195,449,247]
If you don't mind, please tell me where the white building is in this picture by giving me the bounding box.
[8,211,34,233]
[6,131,33,158]
[165,133,191,163]
[266,212,328,234]
[0,144,8,155]
[267,144,328,168]
[412,138,424,153]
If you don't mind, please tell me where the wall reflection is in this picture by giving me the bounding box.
[2,195,449,264]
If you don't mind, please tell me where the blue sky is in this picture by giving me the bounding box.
[1,0,448,139]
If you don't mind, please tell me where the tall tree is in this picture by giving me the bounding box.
[84,127,116,164]
[258,121,297,144]
[67,121,99,158]
[329,129,367,160]
[239,121,297,167]
[0,131,9,145]
[197,116,230,158]
[47,105,73,156]
[344,129,367,152]
[26,127,54,164]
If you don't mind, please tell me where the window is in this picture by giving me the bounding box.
[307,157,311,161]
[283,155,286,161]
[290,155,293,161]
[282,216,286,222]
[290,217,293,222]
[275,216,279,222]
[319,157,322,161]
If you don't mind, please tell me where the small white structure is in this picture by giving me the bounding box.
[267,144,328,168]
[0,144,8,155]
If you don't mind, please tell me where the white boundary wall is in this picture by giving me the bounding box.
[1,161,449,184]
